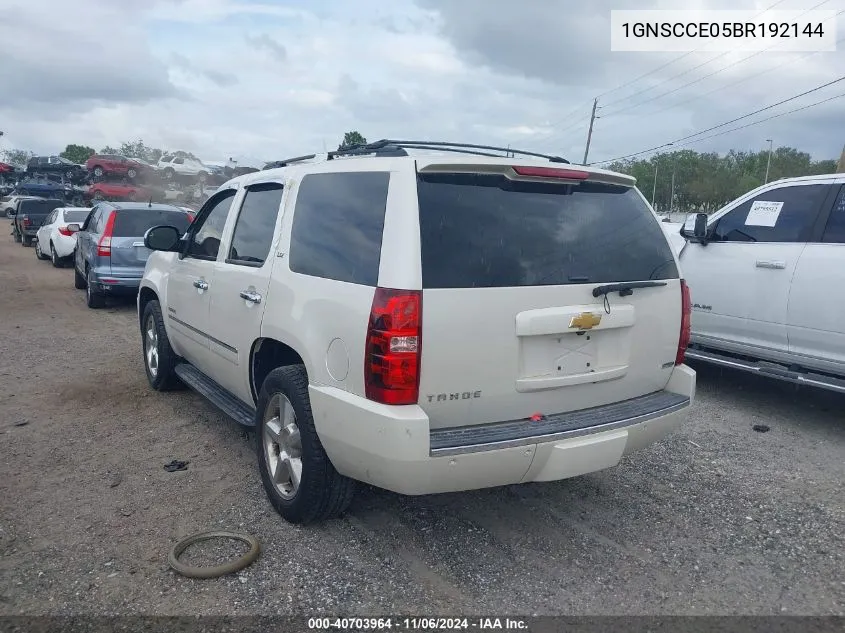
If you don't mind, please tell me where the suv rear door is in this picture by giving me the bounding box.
[205,181,286,403]
[411,161,684,429]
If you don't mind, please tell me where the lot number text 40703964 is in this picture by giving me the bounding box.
[307,617,529,630]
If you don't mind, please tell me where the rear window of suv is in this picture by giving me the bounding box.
[113,209,191,237]
[416,172,679,289]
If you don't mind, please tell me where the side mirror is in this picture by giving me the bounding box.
[144,225,182,251]
[66,223,81,233]
[681,213,709,241]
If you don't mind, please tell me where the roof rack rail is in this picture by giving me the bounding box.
[369,139,569,163]
[262,139,569,170]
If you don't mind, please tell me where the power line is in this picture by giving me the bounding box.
[658,91,845,150]
[600,0,835,118]
[596,0,794,104]
[639,33,845,119]
[592,75,845,164]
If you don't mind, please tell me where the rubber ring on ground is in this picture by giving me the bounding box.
[168,530,261,579]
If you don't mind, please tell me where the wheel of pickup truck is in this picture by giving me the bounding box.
[255,366,356,524]
[85,268,105,309]
[21,235,32,247]
[12,229,21,243]
[141,300,181,390]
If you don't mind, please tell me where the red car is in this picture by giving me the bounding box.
[0,161,16,173]
[86,182,149,202]
[85,154,150,180]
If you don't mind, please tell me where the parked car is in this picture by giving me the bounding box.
[12,197,64,246]
[15,178,69,200]
[2,195,38,218]
[85,154,151,181]
[71,202,193,308]
[157,155,209,182]
[26,156,86,181]
[137,140,695,524]
[86,181,149,202]
[678,173,845,393]
[34,206,91,266]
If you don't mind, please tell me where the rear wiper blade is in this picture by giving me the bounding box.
[592,281,668,298]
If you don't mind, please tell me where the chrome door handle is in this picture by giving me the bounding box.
[240,290,262,304]
[193,279,209,290]
[755,260,786,270]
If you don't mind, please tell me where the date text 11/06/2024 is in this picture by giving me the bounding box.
[307,617,529,630]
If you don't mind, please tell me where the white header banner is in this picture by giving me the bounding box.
[610,10,837,52]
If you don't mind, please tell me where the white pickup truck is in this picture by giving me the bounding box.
[678,173,845,393]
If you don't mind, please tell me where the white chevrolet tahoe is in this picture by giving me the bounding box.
[679,173,845,394]
[137,140,696,524]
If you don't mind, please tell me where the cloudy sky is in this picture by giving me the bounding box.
[1,0,843,167]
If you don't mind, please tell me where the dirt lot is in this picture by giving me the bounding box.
[0,232,843,616]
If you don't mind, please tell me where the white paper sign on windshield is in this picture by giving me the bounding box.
[745,200,784,227]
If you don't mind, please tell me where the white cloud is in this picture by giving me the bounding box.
[0,0,842,167]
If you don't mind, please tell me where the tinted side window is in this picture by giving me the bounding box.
[289,172,389,286]
[821,187,845,244]
[228,183,284,266]
[417,173,678,289]
[189,191,236,260]
[713,184,829,243]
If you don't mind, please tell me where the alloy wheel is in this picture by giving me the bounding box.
[262,394,303,500]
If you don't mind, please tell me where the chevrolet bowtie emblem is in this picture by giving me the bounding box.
[569,312,602,330]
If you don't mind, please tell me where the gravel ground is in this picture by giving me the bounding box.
[0,232,843,616]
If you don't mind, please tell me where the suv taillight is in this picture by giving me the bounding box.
[97,211,116,257]
[22,216,30,227]
[676,280,691,365]
[365,287,422,405]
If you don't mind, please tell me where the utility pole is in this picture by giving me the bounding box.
[670,166,676,215]
[651,160,659,208]
[836,143,844,173]
[764,139,773,183]
[582,98,598,165]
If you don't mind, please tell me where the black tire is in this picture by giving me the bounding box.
[50,243,63,268]
[35,240,48,260]
[163,167,175,180]
[141,300,181,391]
[22,235,32,247]
[85,268,105,309]
[127,168,137,179]
[13,229,21,243]
[255,365,356,524]
[93,190,104,201]
[93,166,104,178]
[74,260,86,289]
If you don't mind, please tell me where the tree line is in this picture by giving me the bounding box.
[607,147,838,214]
